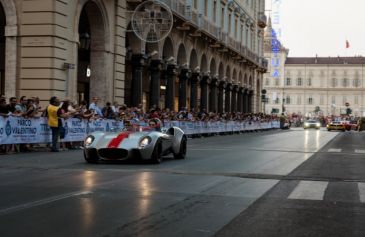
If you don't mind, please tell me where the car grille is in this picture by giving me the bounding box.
[98,148,128,159]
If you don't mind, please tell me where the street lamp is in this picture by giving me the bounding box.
[79,32,91,50]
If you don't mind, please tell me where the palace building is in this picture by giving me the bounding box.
[0,0,267,113]
[264,19,365,117]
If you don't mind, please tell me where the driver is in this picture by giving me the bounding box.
[148,118,162,132]
[123,120,133,131]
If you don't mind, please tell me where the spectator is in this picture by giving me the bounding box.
[15,96,28,116]
[7,97,19,115]
[89,97,103,118]
[102,102,115,119]
[0,97,8,116]
[47,96,62,152]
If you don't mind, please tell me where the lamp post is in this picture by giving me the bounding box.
[79,32,91,50]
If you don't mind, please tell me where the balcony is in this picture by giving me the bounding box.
[158,0,262,67]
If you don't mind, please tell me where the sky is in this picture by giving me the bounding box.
[265,0,365,57]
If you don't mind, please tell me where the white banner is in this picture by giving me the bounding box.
[0,117,279,144]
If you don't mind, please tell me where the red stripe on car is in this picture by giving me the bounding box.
[107,132,131,148]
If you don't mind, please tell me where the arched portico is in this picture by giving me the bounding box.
[0,0,17,98]
[76,0,110,104]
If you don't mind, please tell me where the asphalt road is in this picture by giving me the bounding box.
[0,128,364,237]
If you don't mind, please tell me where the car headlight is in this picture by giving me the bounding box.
[316,122,321,127]
[84,135,95,146]
[304,123,309,126]
[139,137,151,148]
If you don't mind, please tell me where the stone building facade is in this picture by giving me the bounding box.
[264,20,365,117]
[0,0,267,113]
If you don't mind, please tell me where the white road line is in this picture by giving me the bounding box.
[355,150,365,154]
[358,183,365,203]
[0,191,92,216]
[328,148,342,153]
[288,181,328,201]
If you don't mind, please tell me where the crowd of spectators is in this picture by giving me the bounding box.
[0,95,280,154]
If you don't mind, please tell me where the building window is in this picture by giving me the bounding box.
[234,18,238,38]
[228,12,232,34]
[355,95,359,105]
[331,96,336,104]
[331,78,338,87]
[297,96,301,105]
[275,78,279,86]
[265,78,270,86]
[342,78,348,87]
[221,8,224,28]
[320,95,324,105]
[240,25,244,43]
[204,0,208,16]
[193,0,198,9]
[297,78,302,86]
[274,98,279,104]
[353,78,360,87]
[286,96,291,104]
[213,1,217,22]
[308,97,313,105]
[307,78,312,86]
[285,77,291,86]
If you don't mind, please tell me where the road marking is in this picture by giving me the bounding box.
[358,183,365,203]
[288,181,328,201]
[328,148,342,153]
[355,150,365,154]
[0,191,92,216]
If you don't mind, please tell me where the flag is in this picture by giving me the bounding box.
[346,40,350,49]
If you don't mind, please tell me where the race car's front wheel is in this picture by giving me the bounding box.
[84,150,99,164]
[174,136,187,159]
[151,139,162,164]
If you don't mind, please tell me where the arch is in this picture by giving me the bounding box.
[189,49,198,71]
[209,58,217,76]
[232,69,237,84]
[218,62,224,79]
[244,73,248,86]
[225,65,231,81]
[239,71,243,85]
[0,0,17,98]
[162,37,174,59]
[76,1,110,104]
[177,43,187,66]
[126,22,143,54]
[145,42,160,59]
[200,54,208,73]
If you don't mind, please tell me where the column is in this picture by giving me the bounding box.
[165,63,177,110]
[200,75,210,112]
[178,68,190,110]
[225,83,232,112]
[243,88,249,113]
[131,54,146,107]
[231,85,238,112]
[149,59,163,108]
[218,81,226,114]
[248,90,254,113]
[209,77,218,112]
[190,72,200,110]
[237,87,244,112]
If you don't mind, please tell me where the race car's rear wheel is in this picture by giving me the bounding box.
[84,150,99,164]
[174,136,187,159]
[151,139,162,164]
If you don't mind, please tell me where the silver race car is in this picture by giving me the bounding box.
[83,122,187,164]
